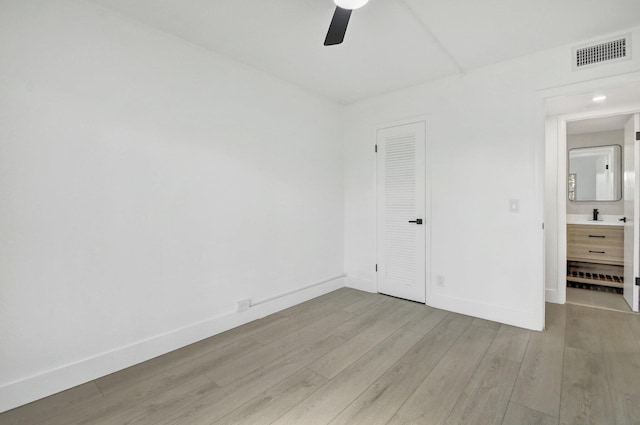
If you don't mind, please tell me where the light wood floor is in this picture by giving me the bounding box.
[566,287,632,313]
[3,288,640,425]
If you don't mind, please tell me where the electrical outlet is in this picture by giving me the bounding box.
[436,275,445,287]
[236,299,251,312]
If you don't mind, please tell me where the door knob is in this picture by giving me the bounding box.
[408,219,423,225]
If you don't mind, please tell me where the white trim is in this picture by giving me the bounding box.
[542,113,558,308]
[428,293,543,331]
[545,288,563,304]
[533,87,547,329]
[536,72,640,314]
[557,118,569,305]
[556,107,640,305]
[252,273,346,306]
[0,275,346,413]
[344,275,377,293]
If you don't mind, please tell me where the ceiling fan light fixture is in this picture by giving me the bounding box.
[334,0,369,10]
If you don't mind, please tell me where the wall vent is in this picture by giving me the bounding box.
[573,34,631,70]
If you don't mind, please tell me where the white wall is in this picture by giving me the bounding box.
[343,26,640,330]
[0,0,345,412]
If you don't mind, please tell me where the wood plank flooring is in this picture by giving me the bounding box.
[3,288,640,425]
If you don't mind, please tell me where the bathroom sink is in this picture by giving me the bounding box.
[566,214,624,226]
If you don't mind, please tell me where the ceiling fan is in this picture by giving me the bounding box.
[324,0,370,46]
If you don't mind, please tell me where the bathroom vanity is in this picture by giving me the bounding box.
[567,216,624,288]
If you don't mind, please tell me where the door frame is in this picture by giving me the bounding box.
[536,73,640,310]
[554,107,640,305]
[623,113,640,311]
[374,116,431,304]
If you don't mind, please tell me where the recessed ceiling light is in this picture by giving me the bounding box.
[334,0,369,10]
[592,95,607,102]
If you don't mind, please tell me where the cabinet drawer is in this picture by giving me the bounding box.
[567,224,624,265]
[567,224,623,247]
[567,243,624,265]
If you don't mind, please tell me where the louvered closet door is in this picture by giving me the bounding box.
[377,121,427,303]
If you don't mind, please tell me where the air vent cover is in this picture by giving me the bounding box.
[573,34,631,70]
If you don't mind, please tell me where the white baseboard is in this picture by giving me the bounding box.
[344,275,376,293]
[545,288,565,304]
[0,275,346,413]
[427,292,544,331]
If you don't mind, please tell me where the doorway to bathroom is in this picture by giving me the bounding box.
[564,115,637,312]
[543,81,640,313]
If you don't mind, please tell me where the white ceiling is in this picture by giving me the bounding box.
[567,114,632,135]
[86,0,640,104]
[546,81,640,116]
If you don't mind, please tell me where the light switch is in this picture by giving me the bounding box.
[509,199,520,213]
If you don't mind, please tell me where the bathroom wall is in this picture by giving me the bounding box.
[567,130,624,215]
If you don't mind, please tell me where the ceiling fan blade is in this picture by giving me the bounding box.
[324,6,352,46]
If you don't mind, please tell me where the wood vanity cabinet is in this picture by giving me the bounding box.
[567,224,624,288]
[567,224,624,265]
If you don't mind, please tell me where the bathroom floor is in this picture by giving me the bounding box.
[566,286,632,313]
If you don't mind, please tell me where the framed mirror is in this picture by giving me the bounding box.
[568,144,622,201]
